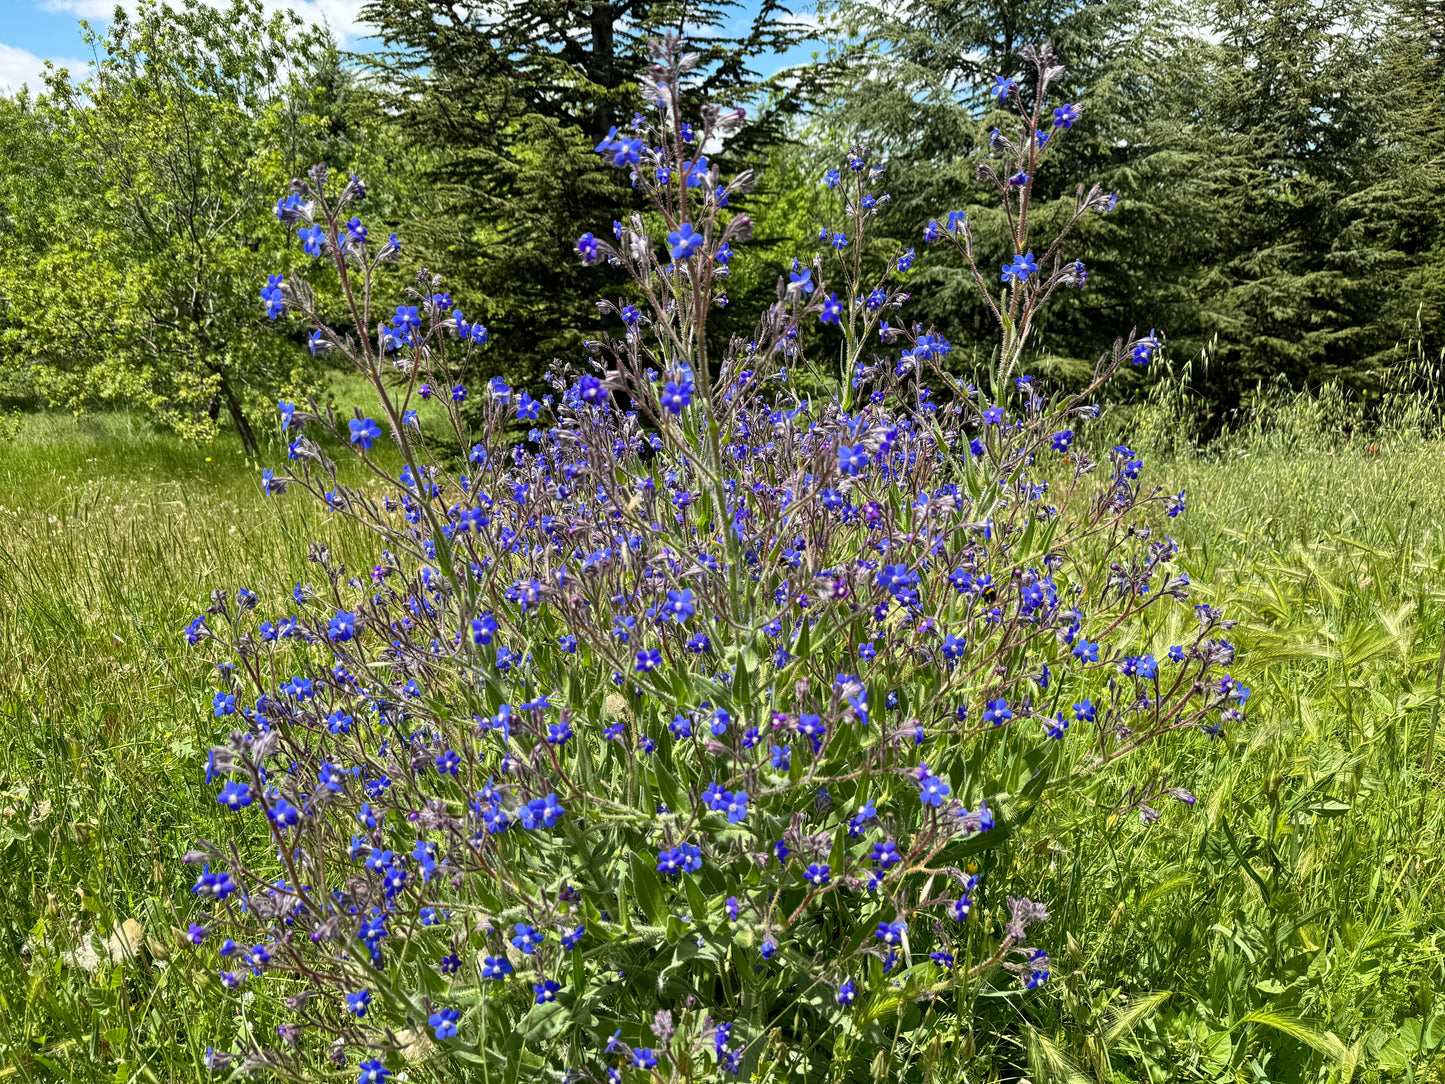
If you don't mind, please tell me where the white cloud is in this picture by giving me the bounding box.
[37,0,113,16]
[40,0,372,42]
[0,42,86,93]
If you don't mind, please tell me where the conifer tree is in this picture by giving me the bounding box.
[357,0,809,386]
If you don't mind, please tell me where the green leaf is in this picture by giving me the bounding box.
[629,853,667,927]
[685,874,709,927]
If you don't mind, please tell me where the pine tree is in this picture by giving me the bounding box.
[816,0,1445,412]
[814,0,1188,386]
[355,0,810,387]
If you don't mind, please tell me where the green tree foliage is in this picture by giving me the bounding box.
[814,0,1174,382]
[815,0,1445,411]
[356,0,811,386]
[1141,0,1445,405]
[0,0,328,451]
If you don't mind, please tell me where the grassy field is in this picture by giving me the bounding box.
[2,391,1445,1083]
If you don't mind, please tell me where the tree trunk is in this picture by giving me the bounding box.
[590,2,615,135]
[217,372,259,456]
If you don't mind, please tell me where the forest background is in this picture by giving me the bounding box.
[1,0,1441,446]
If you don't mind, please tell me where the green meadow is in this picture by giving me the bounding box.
[2,382,1444,1083]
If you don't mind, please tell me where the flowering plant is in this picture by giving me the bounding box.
[184,37,1244,1083]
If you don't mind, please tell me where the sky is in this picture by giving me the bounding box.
[0,0,823,94]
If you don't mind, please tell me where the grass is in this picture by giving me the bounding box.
[1,388,1444,1083]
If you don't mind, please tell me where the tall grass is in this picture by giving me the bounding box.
[1,380,1443,1082]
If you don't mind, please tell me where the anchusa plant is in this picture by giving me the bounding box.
[185,37,1246,1083]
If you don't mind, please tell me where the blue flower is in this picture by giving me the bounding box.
[578,376,606,404]
[577,233,601,264]
[633,1049,658,1070]
[612,136,644,167]
[770,744,791,771]
[346,990,371,1017]
[993,75,1016,102]
[1001,252,1038,284]
[349,417,381,450]
[668,223,704,260]
[1053,102,1081,128]
[760,938,778,959]
[357,1059,390,1084]
[661,380,693,414]
[521,793,565,829]
[1073,640,1099,664]
[217,781,251,811]
[329,610,357,641]
[824,168,840,187]
[657,842,703,876]
[428,1007,459,1040]
[561,925,585,950]
[482,955,513,979]
[1052,429,1074,452]
[534,979,560,1003]
[511,924,543,954]
[837,978,857,1005]
[1026,950,1051,988]
[259,274,285,319]
[723,790,750,824]
[819,292,843,324]
[871,840,900,869]
[982,698,1013,726]
[1133,329,1160,366]
[875,920,905,944]
[848,800,878,837]
[919,773,951,806]
[789,269,814,296]
[267,797,301,827]
[274,193,304,221]
[683,156,710,186]
[635,648,662,673]
[838,445,869,475]
[471,613,497,645]
[298,224,326,257]
[804,863,831,886]
[517,392,541,421]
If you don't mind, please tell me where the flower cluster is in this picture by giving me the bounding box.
[187,37,1239,1084]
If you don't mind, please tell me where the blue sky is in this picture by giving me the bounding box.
[0,0,823,93]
